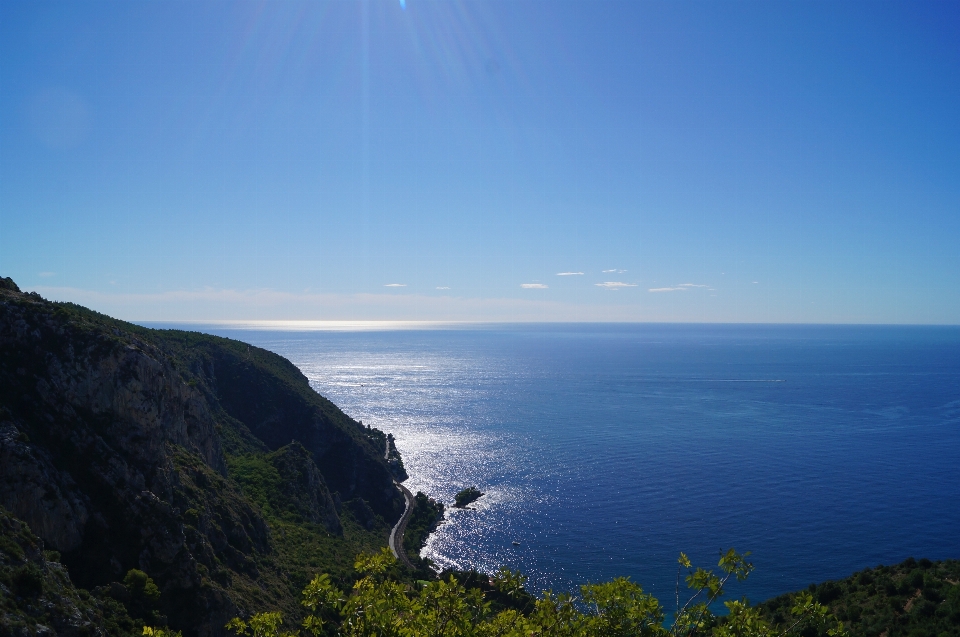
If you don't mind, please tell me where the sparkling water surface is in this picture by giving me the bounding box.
[158,323,960,605]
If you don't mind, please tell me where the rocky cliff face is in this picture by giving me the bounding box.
[264,443,344,534]
[0,278,405,636]
[0,504,139,637]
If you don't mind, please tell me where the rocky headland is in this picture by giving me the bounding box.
[0,277,409,636]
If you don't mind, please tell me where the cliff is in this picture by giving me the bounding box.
[0,504,140,636]
[0,277,406,636]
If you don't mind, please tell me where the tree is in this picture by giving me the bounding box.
[217,548,848,637]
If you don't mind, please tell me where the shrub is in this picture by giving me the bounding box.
[225,547,849,637]
[12,564,43,597]
[124,569,161,602]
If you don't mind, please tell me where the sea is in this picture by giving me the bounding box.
[151,323,960,607]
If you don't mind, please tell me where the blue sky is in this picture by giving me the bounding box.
[1,0,958,323]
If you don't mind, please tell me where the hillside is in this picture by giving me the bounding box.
[758,557,960,637]
[0,277,407,636]
[3,276,957,637]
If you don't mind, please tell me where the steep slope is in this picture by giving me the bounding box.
[0,277,406,636]
[758,557,960,637]
[0,504,139,637]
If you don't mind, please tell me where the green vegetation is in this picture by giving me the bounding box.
[437,568,537,616]
[402,492,445,573]
[143,628,184,637]
[383,433,409,482]
[757,557,960,637]
[108,569,164,626]
[173,443,398,622]
[0,280,406,635]
[222,547,850,637]
[0,505,140,636]
[4,279,956,637]
[455,487,483,508]
[223,444,396,603]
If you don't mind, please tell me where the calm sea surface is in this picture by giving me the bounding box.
[156,323,960,605]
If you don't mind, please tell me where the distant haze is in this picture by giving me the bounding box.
[2,1,958,323]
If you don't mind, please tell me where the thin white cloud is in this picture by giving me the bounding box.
[32,283,893,323]
[650,283,710,292]
[521,283,548,289]
[595,282,637,289]
[436,286,450,290]
[602,269,627,274]
[752,281,759,284]
[384,283,407,287]
[38,272,56,277]
[556,272,584,276]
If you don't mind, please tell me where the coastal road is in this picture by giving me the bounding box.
[388,480,416,569]
[385,437,416,569]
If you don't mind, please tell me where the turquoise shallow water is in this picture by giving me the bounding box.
[153,323,960,605]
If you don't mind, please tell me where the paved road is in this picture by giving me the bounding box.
[388,480,416,569]
[385,437,416,569]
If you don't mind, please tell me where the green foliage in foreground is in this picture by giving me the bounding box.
[218,547,849,637]
[143,628,183,637]
[757,557,960,637]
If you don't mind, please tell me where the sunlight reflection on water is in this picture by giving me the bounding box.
[178,325,960,602]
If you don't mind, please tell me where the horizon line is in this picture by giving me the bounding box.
[134,319,960,332]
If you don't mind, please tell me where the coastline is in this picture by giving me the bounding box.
[388,480,416,569]
[384,436,415,568]
[203,324,960,604]
[385,436,445,573]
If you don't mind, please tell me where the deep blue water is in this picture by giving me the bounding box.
[154,323,960,606]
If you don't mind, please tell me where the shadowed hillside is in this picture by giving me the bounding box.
[0,276,406,636]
